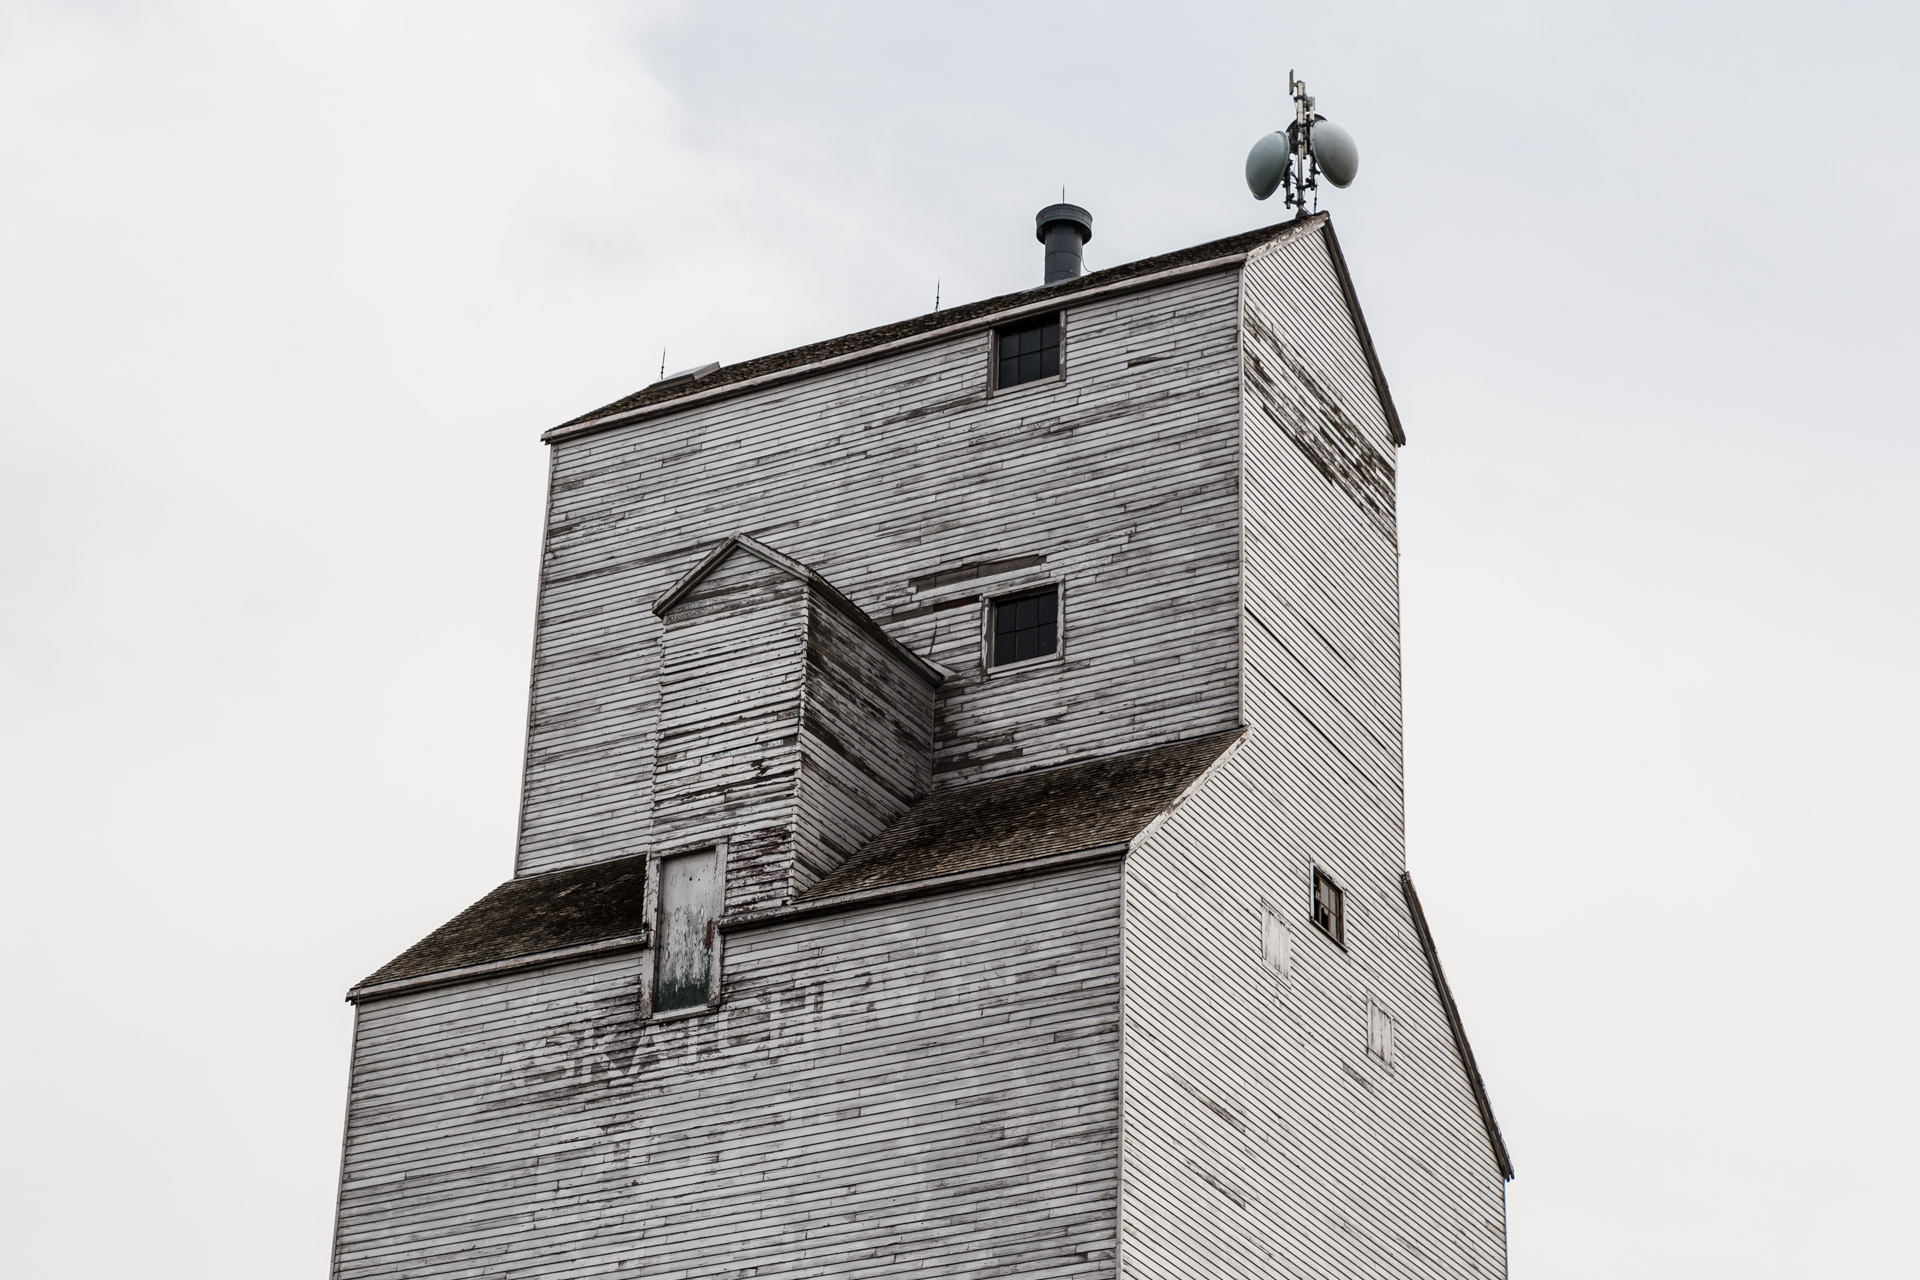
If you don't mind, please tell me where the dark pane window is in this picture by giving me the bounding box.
[992,586,1058,666]
[1311,869,1344,945]
[996,315,1060,389]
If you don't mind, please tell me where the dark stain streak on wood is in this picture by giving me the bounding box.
[872,393,986,429]
[884,596,979,624]
[1031,391,1175,438]
[1183,1158,1250,1209]
[907,554,1048,594]
[1243,313,1397,546]
[1252,665,1381,795]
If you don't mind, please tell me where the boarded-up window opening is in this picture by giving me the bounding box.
[1261,905,1294,981]
[1311,867,1344,946]
[654,850,721,1013]
[1367,994,1397,1065]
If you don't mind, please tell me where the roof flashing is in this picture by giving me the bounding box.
[651,360,721,388]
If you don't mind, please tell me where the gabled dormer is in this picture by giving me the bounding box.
[649,534,943,914]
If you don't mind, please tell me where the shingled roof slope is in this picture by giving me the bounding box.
[357,853,649,990]
[552,218,1325,434]
[805,730,1242,899]
[355,733,1240,993]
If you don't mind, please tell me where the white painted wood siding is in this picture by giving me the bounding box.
[332,862,1125,1279]
[792,582,935,894]
[650,547,935,911]
[652,549,808,912]
[1115,227,1506,1279]
[518,270,1247,876]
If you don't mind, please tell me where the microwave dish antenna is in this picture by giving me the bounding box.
[1245,72,1361,211]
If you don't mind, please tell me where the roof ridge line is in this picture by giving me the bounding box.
[543,217,1326,445]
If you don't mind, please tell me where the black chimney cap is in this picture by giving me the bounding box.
[1034,203,1093,245]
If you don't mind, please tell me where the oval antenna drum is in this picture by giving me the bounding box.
[1245,72,1361,210]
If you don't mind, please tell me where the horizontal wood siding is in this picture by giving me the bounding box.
[793,582,935,894]
[518,271,1246,876]
[333,862,1126,1279]
[652,550,807,914]
[1115,232,1505,1279]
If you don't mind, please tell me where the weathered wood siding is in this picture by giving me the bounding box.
[1115,227,1506,1278]
[792,582,935,895]
[649,549,934,911]
[332,862,1125,1279]
[517,270,1247,876]
[652,549,808,914]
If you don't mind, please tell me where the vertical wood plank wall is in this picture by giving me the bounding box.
[1116,229,1507,1278]
[518,271,1247,877]
[332,864,1125,1279]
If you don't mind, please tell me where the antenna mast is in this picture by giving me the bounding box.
[1244,72,1359,210]
[1285,71,1321,215]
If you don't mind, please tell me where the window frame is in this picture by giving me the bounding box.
[1310,866,1346,948]
[646,841,727,1021]
[981,580,1066,674]
[988,311,1067,394]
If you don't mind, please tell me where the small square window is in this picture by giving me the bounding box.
[1311,868,1344,945]
[996,315,1060,389]
[991,586,1058,666]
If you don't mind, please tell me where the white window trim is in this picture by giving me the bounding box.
[979,578,1067,676]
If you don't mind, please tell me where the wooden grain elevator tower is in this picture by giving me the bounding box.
[329,207,1513,1278]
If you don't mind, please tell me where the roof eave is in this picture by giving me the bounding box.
[1402,870,1515,1180]
[542,217,1328,446]
[1316,219,1407,447]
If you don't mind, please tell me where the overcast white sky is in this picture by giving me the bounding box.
[2,1,1915,1275]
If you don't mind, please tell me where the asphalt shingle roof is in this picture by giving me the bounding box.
[355,732,1240,993]
[804,730,1242,898]
[357,853,649,990]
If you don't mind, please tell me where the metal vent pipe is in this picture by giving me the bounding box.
[1035,203,1093,285]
